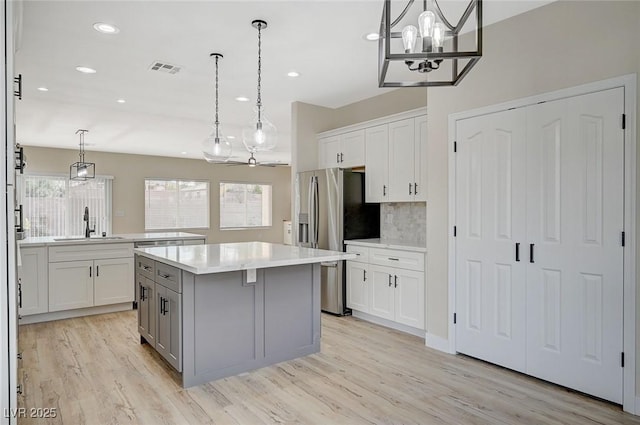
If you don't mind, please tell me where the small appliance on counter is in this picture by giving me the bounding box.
[295,168,380,315]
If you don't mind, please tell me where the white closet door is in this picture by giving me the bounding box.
[455,108,527,372]
[525,88,624,403]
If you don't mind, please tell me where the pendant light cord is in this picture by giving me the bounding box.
[215,55,220,141]
[256,22,262,124]
[76,129,88,163]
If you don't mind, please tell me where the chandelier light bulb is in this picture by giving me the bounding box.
[402,25,418,53]
[243,114,277,152]
[78,166,88,177]
[433,23,445,50]
[202,129,232,163]
[418,11,436,38]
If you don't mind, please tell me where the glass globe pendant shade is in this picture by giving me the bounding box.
[202,128,232,162]
[242,113,277,152]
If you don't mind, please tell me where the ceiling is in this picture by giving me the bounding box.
[15,0,553,164]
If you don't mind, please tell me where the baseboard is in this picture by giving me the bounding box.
[425,332,454,354]
[352,310,424,338]
[19,303,133,325]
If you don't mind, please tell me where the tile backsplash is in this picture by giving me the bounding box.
[380,202,426,246]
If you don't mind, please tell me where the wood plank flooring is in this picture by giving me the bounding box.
[17,311,640,425]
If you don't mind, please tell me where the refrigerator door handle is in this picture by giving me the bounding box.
[312,176,319,248]
[308,176,315,247]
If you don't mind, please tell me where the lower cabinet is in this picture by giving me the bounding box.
[137,274,156,348]
[156,284,182,372]
[18,247,48,316]
[49,260,94,312]
[94,258,134,306]
[136,254,182,372]
[346,244,426,331]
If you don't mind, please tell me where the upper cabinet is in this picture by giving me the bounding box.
[317,108,426,203]
[318,130,365,169]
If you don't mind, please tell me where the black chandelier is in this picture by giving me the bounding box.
[70,129,95,181]
[378,0,482,87]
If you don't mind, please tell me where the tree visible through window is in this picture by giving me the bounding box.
[220,183,272,228]
[145,179,209,230]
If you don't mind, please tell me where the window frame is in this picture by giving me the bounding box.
[18,172,113,237]
[144,177,211,231]
[219,181,273,230]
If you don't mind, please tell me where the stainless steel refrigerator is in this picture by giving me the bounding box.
[295,168,380,315]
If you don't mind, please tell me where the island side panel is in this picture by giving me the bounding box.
[263,263,321,362]
[182,269,264,388]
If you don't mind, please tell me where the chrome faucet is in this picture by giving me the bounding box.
[84,206,95,238]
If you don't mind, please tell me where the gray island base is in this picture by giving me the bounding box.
[134,242,352,388]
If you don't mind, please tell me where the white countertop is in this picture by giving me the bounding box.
[135,242,355,275]
[345,238,427,253]
[19,232,206,248]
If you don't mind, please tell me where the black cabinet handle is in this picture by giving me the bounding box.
[363,269,367,282]
[388,257,399,261]
[515,243,520,262]
[89,266,92,277]
[159,296,165,314]
[14,74,22,100]
[409,183,413,195]
[340,152,344,163]
[96,266,99,277]
[18,279,22,308]
[394,275,398,288]
[383,185,386,196]
[388,275,392,287]
[414,182,418,195]
[14,205,23,232]
[163,299,168,315]
[139,284,144,301]
[530,244,535,263]
[336,153,340,164]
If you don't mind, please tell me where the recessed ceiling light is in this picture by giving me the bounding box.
[116,99,126,103]
[76,66,97,74]
[228,136,236,140]
[287,71,300,78]
[364,32,380,41]
[181,151,187,155]
[37,87,49,92]
[235,96,249,102]
[93,22,119,34]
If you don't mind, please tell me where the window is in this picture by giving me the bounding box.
[20,175,112,238]
[220,182,272,229]
[145,179,209,230]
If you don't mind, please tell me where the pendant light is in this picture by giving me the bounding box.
[203,53,232,162]
[70,129,95,180]
[242,19,277,153]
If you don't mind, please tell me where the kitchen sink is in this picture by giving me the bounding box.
[53,236,124,241]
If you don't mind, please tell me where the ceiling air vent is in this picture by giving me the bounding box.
[149,61,181,75]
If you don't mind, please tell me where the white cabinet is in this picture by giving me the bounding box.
[48,243,134,312]
[318,130,365,169]
[18,247,48,316]
[365,116,427,203]
[49,260,94,312]
[346,261,368,313]
[364,125,389,202]
[94,258,134,306]
[345,244,425,331]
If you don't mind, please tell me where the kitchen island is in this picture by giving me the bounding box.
[134,241,354,388]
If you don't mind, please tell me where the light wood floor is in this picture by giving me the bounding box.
[17,311,640,425]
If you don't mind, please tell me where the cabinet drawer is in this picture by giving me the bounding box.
[155,262,182,293]
[345,244,369,263]
[369,248,424,271]
[136,255,155,280]
[49,243,133,262]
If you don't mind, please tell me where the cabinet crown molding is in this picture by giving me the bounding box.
[317,107,427,139]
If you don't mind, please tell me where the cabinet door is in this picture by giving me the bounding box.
[341,130,365,168]
[368,264,394,321]
[364,125,389,202]
[157,285,182,371]
[137,275,156,347]
[394,269,425,329]
[346,261,369,313]
[318,135,341,169]
[94,257,134,306]
[49,260,94,312]
[388,118,416,202]
[18,247,48,315]
[413,116,427,201]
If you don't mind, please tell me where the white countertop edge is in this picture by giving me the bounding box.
[135,249,356,275]
[19,232,206,248]
[344,239,427,253]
